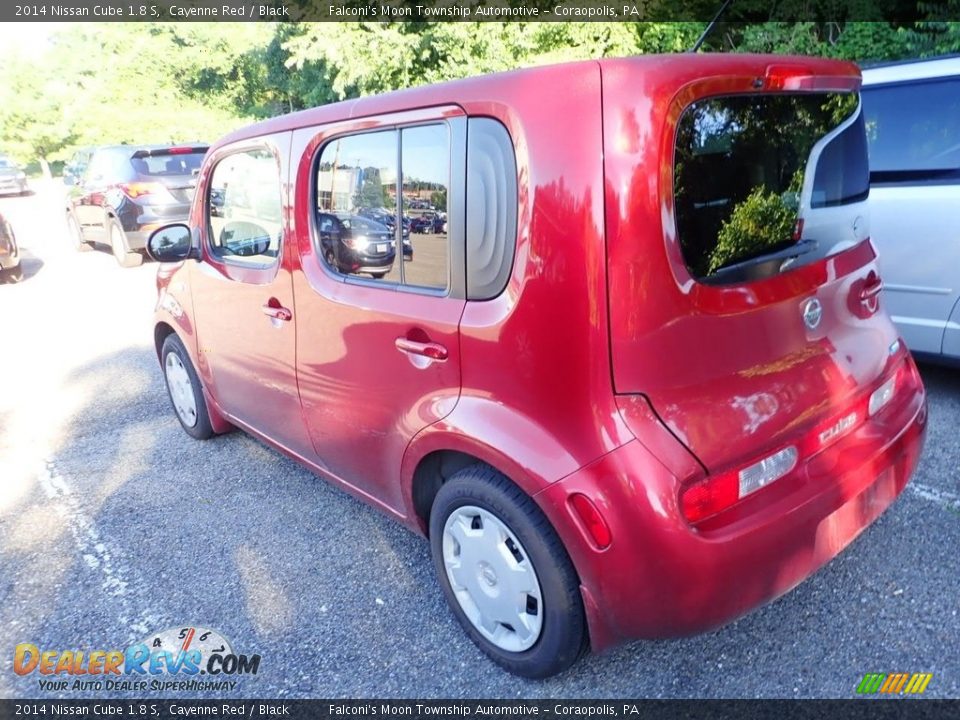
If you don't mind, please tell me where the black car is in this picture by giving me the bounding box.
[65,144,208,267]
[0,156,29,196]
[410,212,445,234]
[0,211,22,282]
[318,213,398,278]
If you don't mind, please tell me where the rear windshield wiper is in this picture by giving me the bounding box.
[705,238,819,284]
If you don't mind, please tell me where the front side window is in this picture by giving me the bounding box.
[674,92,866,282]
[207,149,283,265]
[862,78,960,177]
[314,124,450,290]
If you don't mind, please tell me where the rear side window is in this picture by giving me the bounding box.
[131,152,205,177]
[314,124,451,291]
[862,78,960,177]
[674,92,867,282]
[207,148,283,265]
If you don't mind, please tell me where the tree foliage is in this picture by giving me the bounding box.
[1,19,958,175]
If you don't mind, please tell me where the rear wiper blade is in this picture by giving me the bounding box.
[706,238,818,284]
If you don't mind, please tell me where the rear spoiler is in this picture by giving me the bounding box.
[131,146,208,158]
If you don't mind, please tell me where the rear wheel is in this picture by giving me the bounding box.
[429,465,588,678]
[66,213,92,252]
[371,272,387,279]
[161,334,214,440]
[108,218,142,268]
[1,265,23,283]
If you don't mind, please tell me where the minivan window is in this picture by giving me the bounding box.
[674,92,866,281]
[316,130,402,284]
[207,148,283,264]
[401,124,449,290]
[133,153,205,177]
[862,79,960,176]
[314,125,451,290]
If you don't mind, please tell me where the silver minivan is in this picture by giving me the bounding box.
[861,55,960,363]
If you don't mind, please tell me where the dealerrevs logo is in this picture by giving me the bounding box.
[14,626,260,693]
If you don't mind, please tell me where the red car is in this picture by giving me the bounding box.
[146,54,927,678]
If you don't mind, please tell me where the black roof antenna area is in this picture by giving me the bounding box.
[690,0,734,53]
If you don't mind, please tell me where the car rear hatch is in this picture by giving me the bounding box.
[130,146,208,204]
[602,55,916,522]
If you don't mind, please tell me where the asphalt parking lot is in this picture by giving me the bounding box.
[0,183,957,700]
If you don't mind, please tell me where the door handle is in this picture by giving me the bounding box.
[262,300,292,322]
[395,337,448,361]
[860,273,884,301]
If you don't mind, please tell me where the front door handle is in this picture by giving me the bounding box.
[262,299,292,322]
[395,337,448,361]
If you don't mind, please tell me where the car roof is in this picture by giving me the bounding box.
[209,53,860,152]
[861,54,960,85]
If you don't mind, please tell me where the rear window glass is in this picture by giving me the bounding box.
[131,153,205,177]
[862,79,960,175]
[674,92,867,281]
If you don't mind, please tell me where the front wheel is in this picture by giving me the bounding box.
[161,334,214,440]
[430,465,588,678]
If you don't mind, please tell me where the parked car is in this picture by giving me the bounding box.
[318,213,396,278]
[145,54,927,678]
[861,55,960,363]
[0,211,21,282]
[0,156,29,196]
[410,212,445,234]
[64,144,208,267]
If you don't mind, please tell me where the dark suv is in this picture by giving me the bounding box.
[65,144,208,267]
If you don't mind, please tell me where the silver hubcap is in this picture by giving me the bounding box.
[442,505,543,652]
[164,352,197,427]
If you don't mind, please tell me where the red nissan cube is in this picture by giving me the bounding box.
[147,54,927,678]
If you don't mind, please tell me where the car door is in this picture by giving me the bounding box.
[189,133,315,459]
[290,111,467,512]
[72,149,113,241]
[862,75,960,356]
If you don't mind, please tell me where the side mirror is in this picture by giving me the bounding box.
[146,224,199,263]
[63,172,76,186]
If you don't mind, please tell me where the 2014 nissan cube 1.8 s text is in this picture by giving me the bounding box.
[146,54,928,678]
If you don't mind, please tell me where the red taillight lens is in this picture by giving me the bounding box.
[167,147,195,155]
[569,494,612,549]
[680,471,741,525]
[118,182,166,199]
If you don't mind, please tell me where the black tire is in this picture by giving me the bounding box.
[160,334,214,440]
[66,212,92,252]
[429,465,588,678]
[1,265,23,283]
[371,272,387,279]
[107,217,142,268]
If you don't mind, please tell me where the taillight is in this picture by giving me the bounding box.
[681,445,798,524]
[118,182,171,200]
[680,355,912,526]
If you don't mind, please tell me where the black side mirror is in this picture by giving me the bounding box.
[146,224,199,263]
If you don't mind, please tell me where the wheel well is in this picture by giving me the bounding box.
[411,450,489,534]
[154,322,175,360]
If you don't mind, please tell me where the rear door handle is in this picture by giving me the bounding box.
[860,274,884,301]
[262,300,292,322]
[395,337,448,361]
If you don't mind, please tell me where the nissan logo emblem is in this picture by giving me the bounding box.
[802,298,823,330]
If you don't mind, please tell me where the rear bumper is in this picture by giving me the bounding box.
[536,378,927,651]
